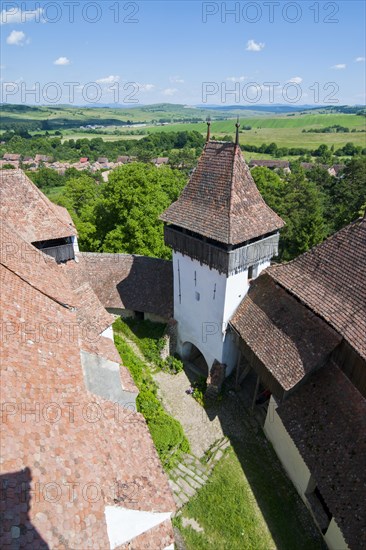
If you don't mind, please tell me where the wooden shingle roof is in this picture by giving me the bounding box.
[278,362,366,550]
[64,252,173,319]
[230,274,341,392]
[269,216,366,360]
[160,141,284,245]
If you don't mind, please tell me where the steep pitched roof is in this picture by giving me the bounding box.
[64,252,173,319]
[160,141,284,245]
[0,169,77,243]
[0,217,175,549]
[230,274,341,393]
[269,216,366,360]
[278,362,366,550]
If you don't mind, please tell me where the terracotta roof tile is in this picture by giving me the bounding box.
[65,253,173,319]
[230,274,341,391]
[0,169,77,243]
[0,214,175,549]
[269,217,366,359]
[160,141,284,245]
[278,362,366,550]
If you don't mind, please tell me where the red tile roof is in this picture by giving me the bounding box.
[278,362,366,550]
[230,274,341,392]
[0,169,77,243]
[65,252,173,319]
[161,141,284,245]
[0,207,175,548]
[269,216,366,360]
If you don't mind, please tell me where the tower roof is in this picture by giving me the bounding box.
[160,141,284,245]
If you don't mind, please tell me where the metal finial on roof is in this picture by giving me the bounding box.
[206,117,211,143]
[235,116,240,147]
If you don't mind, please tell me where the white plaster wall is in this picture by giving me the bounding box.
[257,259,270,277]
[324,518,349,550]
[72,235,80,254]
[264,396,312,498]
[101,325,114,341]
[173,252,227,369]
[173,252,248,371]
[223,269,249,323]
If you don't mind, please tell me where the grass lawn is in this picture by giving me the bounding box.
[43,185,66,201]
[177,438,325,550]
[113,317,166,367]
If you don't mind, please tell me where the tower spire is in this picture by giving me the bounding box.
[206,117,211,143]
[235,116,240,147]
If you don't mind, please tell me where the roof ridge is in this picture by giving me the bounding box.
[1,260,74,310]
[227,145,239,244]
[270,215,366,272]
[21,170,75,236]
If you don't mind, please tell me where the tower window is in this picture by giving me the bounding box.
[248,264,258,281]
[195,291,200,301]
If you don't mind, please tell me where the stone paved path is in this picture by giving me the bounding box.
[168,438,230,508]
[153,369,226,457]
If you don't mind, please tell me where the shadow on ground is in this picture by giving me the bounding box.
[199,372,326,550]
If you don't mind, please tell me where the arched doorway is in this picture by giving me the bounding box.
[181,342,209,379]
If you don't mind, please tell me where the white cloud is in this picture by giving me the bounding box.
[6,30,27,46]
[1,7,43,24]
[140,83,155,91]
[246,39,265,52]
[288,76,303,84]
[355,57,365,62]
[162,88,178,96]
[54,57,70,66]
[96,75,120,84]
[169,76,184,84]
[226,76,247,82]
[331,64,346,70]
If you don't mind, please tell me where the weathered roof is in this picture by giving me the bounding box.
[0,169,77,243]
[160,141,284,245]
[65,252,173,319]
[249,159,290,169]
[230,274,341,392]
[0,220,175,549]
[269,216,366,360]
[278,361,366,550]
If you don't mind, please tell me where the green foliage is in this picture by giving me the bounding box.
[253,166,328,260]
[178,446,324,550]
[192,377,207,407]
[329,157,366,230]
[113,330,190,469]
[158,355,184,375]
[27,167,63,189]
[113,317,166,366]
[94,163,186,258]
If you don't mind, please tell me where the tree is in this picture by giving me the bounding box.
[94,163,186,258]
[252,166,327,260]
[331,157,366,230]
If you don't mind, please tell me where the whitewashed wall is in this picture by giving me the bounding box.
[173,252,256,373]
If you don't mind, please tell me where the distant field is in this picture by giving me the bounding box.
[2,104,365,150]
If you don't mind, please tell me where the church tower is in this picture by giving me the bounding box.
[160,122,284,376]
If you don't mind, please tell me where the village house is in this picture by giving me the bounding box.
[3,153,21,162]
[152,157,169,167]
[34,154,53,163]
[249,159,290,171]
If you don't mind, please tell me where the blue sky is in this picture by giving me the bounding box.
[1,1,365,106]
